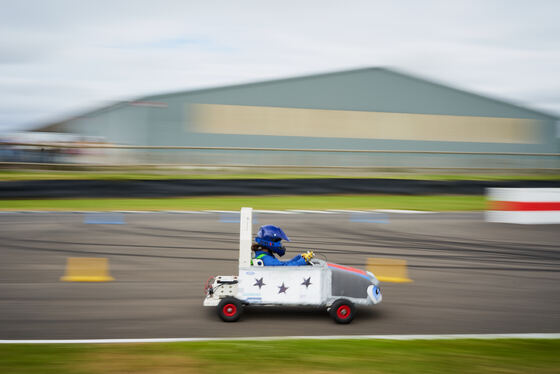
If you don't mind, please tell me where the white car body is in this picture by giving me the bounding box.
[203,208,382,309]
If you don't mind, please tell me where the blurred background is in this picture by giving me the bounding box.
[0,1,559,373]
[1,66,558,171]
[1,0,559,174]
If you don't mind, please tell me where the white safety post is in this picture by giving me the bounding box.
[239,207,253,268]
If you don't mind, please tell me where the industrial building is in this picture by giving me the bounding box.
[35,68,559,170]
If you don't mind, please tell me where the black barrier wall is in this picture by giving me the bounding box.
[1,179,560,199]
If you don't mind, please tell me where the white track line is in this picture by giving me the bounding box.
[161,210,209,214]
[373,209,434,214]
[254,210,299,214]
[114,211,146,213]
[0,210,442,215]
[1,333,558,344]
[290,210,334,214]
[204,210,240,214]
[327,209,369,213]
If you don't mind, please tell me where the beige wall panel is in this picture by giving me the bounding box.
[189,104,541,143]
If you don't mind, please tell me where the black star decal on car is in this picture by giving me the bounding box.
[301,277,312,288]
[278,282,289,294]
[253,277,265,289]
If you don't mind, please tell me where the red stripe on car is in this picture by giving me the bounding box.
[327,262,367,275]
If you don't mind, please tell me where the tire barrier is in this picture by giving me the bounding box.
[1,178,560,199]
[486,188,560,224]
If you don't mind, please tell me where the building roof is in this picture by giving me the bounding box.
[35,67,557,132]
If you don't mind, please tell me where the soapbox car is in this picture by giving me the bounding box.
[203,208,382,324]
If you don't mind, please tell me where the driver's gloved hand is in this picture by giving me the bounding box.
[301,251,315,263]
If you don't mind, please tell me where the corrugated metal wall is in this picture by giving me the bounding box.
[45,68,558,169]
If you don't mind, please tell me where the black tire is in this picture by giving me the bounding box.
[329,299,356,324]
[217,297,243,322]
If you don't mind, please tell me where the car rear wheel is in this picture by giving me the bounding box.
[217,297,243,322]
[329,299,356,324]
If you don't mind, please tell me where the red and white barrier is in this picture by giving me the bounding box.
[486,188,560,224]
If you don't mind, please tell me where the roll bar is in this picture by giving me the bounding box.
[239,207,253,268]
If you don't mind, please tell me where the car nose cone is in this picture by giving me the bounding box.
[367,284,382,304]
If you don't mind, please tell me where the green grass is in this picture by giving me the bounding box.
[1,170,559,181]
[0,194,485,211]
[1,339,558,374]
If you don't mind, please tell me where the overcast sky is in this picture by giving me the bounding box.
[1,0,559,131]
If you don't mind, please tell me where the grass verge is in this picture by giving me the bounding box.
[0,195,485,211]
[1,170,559,181]
[1,339,558,374]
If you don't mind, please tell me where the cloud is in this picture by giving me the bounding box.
[0,0,559,131]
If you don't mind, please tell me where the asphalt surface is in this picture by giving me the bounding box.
[0,211,558,339]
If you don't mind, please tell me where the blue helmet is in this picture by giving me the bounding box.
[255,225,290,257]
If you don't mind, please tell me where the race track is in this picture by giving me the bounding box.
[0,211,558,339]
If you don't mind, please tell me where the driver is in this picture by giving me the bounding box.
[251,225,314,266]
